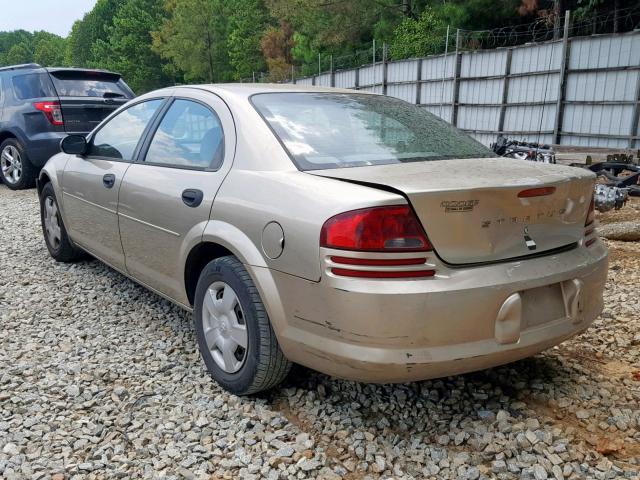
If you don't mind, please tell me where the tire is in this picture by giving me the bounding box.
[194,256,291,395]
[39,182,84,262]
[0,138,36,190]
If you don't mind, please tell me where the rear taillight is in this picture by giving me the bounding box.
[33,101,64,126]
[320,205,432,252]
[584,195,597,247]
[321,206,435,279]
[585,195,595,227]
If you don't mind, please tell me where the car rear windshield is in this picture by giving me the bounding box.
[252,92,493,170]
[49,71,131,98]
[12,73,55,99]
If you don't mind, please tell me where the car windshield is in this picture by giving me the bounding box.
[252,92,493,170]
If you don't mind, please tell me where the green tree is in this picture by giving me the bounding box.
[93,0,171,93]
[226,0,270,80]
[5,42,33,65]
[33,32,67,66]
[389,8,446,59]
[152,0,231,83]
[65,0,120,67]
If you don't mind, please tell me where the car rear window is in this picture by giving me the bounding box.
[49,71,132,98]
[251,92,493,171]
[12,73,55,100]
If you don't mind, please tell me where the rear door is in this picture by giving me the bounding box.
[118,90,235,304]
[46,69,134,133]
[61,98,165,271]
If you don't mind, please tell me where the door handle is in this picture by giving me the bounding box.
[181,189,203,208]
[103,174,115,189]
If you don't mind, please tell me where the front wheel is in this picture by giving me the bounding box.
[193,256,291,395]
[39,182,84,262]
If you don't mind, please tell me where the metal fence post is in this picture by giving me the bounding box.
[498,48,513,135]
[382,43,388,95]
[354,67,360,90]
[553,10,571,145]
[451,29,462,127]
[630,67,640,148]
[330,55,335,87]
[415,58,423,105]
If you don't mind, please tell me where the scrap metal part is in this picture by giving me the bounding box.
[593,184,628,213]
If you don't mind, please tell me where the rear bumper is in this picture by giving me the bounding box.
[252,239,608,383]
[23,132,67,167]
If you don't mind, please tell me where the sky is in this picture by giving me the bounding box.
[0,0,98,37]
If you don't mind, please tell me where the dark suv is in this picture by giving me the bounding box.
[0,63,134,189]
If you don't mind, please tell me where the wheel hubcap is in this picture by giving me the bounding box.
[43,196,62,249]
[1,146,23,184]
[201,281,248,373]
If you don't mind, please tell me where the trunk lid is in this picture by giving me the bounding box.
[310,157,595,265]
[46,69,133,133]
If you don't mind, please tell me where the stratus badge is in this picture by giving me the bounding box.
[440,199,479,213]
[524,226,537,250]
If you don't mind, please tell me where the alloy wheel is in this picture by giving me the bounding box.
[1,145,23,185]
[201,281,248,373]
[43,196,62,250]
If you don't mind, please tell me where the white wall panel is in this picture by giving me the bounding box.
[459,78,504,104]
[508,74,560,103]
[387,59,419,83]
[387,84,417,103]
[334,69,357,88]
[358,64,383,86]
[422,54,456,80]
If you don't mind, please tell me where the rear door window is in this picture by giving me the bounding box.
[143,99,224,169]
[88,99,163,161]
[49,71,133,98]
[12,73,55,100]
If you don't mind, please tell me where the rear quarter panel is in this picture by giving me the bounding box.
[209,169,406,282]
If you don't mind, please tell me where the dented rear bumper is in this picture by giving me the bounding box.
[251,239,608,383]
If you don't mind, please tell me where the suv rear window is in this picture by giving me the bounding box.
[49,71,132,98]
[12,73,55,100]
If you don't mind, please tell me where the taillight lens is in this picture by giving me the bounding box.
[33,101,64,126]
[585,195,595,227]
[320,205,432,252]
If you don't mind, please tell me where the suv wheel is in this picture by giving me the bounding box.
[194,256,291,395]
[39,182,84,262]
[0,138,36,190]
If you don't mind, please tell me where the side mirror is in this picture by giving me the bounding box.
[60,135,87,156]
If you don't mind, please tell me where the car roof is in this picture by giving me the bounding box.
[173,83,377,100]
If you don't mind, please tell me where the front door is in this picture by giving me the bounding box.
[61,98,165,271]
[118,90,235,304]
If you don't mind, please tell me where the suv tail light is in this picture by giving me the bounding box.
[34,101,64,126]
[320,205,435,278]
[584,195,596,247]
[320,205,432,252]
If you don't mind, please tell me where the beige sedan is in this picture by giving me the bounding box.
[37,85,608,395]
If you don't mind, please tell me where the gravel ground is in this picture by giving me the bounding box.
[1,185,639,480]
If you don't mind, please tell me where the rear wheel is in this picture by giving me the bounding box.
[0,139,36,190]
[40,182,84,262]
[194,256,291,395]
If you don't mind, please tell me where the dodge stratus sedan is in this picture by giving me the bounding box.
[38,85,608,395]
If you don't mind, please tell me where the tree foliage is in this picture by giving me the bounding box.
[0,0,637,90]
[92,0,171,93]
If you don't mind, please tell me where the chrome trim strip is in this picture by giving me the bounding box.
[63,191,116,214]
[118,212,181,237]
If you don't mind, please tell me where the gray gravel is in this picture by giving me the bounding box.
[1,184,639,480]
